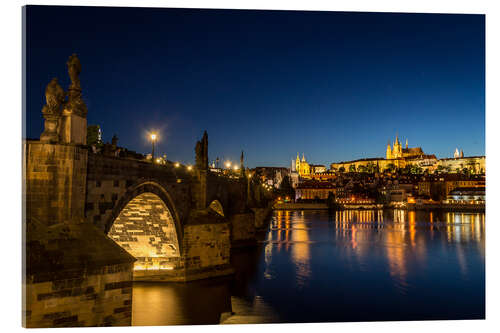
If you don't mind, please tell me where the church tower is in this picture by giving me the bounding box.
[386,140,392,159]
[393,135,402,158]
[296,153,301,173]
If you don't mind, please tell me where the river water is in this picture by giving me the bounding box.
[131,209,485,325]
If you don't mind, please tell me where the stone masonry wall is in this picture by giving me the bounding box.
[25,263,133,327]
[229,213,256,246]
[24,141,88,225]
[86,154,193,232]
[182,222,231,274]
[252,207,272,229]
[108,192,181,270]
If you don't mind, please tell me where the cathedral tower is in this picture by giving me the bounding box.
[386,140,392,159]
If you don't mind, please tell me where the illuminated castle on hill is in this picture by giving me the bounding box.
[290,134,485,178]
[386,135,424,160]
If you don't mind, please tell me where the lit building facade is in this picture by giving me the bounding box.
[445,187,485,204]
[436,156,485,174]
[295,181,336,201]
[295,153,311,177]
[329,134,485,175]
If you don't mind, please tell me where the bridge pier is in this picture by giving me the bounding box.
[24,141,136,328]
[132,209,233,282]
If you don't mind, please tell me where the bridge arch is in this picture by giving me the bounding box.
[105,181,183,271]
[208,199,225,217]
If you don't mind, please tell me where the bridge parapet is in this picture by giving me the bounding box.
[85,153,195,232]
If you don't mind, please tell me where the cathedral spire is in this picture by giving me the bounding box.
[405,138,408,149]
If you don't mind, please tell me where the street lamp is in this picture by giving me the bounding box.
[150,133,157,162]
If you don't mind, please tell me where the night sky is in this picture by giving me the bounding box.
[25,6,485,167]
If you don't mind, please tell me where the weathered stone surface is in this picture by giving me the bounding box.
[24,141,88,226]
[108,192,181,270]
[252,207,273,229]
[229,212,257,247]
[24,219,135,328]
[85,154,193,233]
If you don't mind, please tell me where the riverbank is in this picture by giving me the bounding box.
[406,203,485,212]
[274,202,485,212]
[273,202,383,210]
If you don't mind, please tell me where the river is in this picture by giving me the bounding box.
[131,209,485,325]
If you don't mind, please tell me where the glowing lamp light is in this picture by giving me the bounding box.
[156,158,161,163]
[234,165,239,171]
[150,133,157,141]
[175,162,180,168]
[225,161,232,168]
[187,165,193,171]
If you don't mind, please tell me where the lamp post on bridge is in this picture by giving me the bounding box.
[150,133,157,163]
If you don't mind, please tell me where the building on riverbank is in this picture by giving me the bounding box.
[417,174,485,201]
[295,180,336,201]
[445,186,485,204]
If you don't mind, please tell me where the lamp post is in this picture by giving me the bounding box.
[150,133,157,162]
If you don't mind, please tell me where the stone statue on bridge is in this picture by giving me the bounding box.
[64,54,87,118]
[40,78,64,143]
[195,131,209,170]
[67,53,82,89]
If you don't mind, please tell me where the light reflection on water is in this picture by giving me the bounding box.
[132,209,485,325]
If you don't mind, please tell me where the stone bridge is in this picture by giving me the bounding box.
[85,149,251,280]
[23,54,271,327]
[25,135,265,282]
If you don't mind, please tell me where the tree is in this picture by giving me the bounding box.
[87,125,102,147]
[327,191,339,210]
[349,164,356,173]
[339,166,345,173]
[278,175,295,199]
[366,162,376,174]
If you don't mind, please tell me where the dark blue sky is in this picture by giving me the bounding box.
[25,6,485,167]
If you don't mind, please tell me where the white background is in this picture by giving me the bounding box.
[1,0,498,332]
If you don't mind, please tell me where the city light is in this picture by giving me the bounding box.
[225,161,232,168]
[149,132,158,162]
[174,162,180,168]
[234,165,239,171]
[187,165,192,171]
